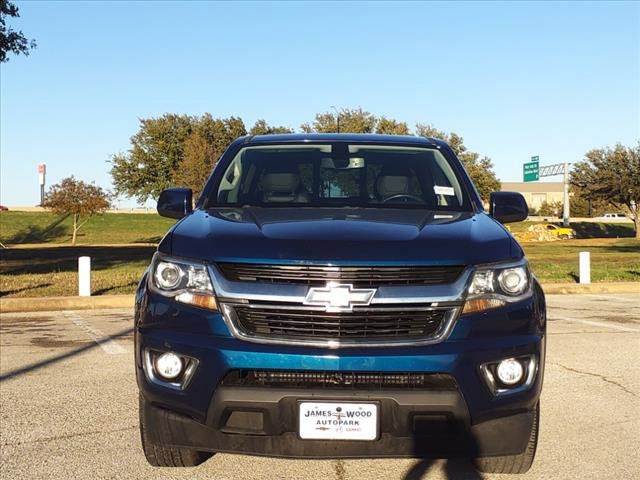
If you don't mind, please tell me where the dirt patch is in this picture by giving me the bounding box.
[30,337,89,348]
[0,327,57,335]
[0,317,55,327]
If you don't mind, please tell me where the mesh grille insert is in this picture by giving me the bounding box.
[232,305,448,340]
[223,370,458,390]
[217,263,464,287]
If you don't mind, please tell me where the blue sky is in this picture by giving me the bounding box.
[1,1,638,207]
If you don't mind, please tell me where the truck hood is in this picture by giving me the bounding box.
[167,207,520,266]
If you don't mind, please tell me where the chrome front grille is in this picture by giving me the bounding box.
[220,302,458,347]
[232,304,448,340]
[211,263,468,348]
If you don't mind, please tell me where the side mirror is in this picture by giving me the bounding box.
[157,188,193,219]
[489,191,528,224]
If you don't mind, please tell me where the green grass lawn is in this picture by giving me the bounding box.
[0,212,638,298]
[0,211,175,245]
[1,245,156,297]
[523,238,640,283]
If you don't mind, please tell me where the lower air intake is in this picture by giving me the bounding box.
[222,370,458,390]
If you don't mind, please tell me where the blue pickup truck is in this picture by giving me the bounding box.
[135,134,545,474]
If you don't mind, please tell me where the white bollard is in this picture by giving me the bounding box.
[579,251,590,284]
[78,256,91,296]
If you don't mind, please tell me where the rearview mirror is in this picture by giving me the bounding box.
[489,191,528,224]
[157,188,193,219]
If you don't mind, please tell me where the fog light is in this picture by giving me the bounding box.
[496,358,524,385]
[154,352,183,380]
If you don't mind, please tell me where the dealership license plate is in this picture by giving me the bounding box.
[298,402,378,440]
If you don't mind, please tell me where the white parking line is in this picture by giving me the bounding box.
[64,312,128,354]
[550,316,640,333]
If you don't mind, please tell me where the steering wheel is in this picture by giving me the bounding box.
[382,194,425,204]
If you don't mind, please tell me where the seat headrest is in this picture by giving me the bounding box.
[262,173,300,194]
[376,175,410,197]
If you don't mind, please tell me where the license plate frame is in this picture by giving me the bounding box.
[298,401,379,441]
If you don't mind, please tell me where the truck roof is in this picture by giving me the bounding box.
[246,133,442,147]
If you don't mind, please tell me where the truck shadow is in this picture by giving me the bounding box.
[404,458,485,480]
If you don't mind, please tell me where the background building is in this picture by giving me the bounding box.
[501,182,565,211]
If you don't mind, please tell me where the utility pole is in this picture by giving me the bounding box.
[38,163,46,206]
[331,105,340,133]
[562,162,570,227]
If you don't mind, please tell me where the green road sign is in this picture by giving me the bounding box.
[531,155,539,163]
[523,161,539,182]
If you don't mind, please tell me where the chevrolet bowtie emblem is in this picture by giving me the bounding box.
[303,283,376,312]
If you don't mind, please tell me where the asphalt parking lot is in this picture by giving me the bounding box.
[1,294,638,480]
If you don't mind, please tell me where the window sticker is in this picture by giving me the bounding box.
[434,185,455,196]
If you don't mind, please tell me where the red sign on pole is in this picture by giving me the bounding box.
[38,163,46,187]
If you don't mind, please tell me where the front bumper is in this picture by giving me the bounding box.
[135,283,545,458]
[142,385,536,458]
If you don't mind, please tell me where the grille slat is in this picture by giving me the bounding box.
[233,305,447,340]
[218,263,463,287]
[223,370,458,390]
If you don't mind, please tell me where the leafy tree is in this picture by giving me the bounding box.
[537,201,563,217]
[43,177,111,245]
[250,119,293,135]
[301,108,376,134]
[171,132,216,200]
[459,152,502,203]
[111,114,247,203]
[567,190,618,218]
[195,114,246,155]
[571,143,640,238]
[415,125,466,154]
[1,0,36,62]
[111,108,502,207]
[376,117,410,135]
[415,124,501,202]
[569,194,591,218]
[111,114,194,203]
[189,115,246,196]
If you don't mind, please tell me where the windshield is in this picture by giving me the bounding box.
[211,143,471,210]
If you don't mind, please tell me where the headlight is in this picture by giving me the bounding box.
[463,261,531,314]
[498,268,528,295]
[155,262,183,289]
[149,254,217,310]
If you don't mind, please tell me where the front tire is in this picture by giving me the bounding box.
[138,393,211,467]
[473,402,540,474]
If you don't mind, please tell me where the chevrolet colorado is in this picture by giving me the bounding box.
[135,134,545,474]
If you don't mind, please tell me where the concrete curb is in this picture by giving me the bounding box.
[541,282,640,294]
[1,282,638,313]
[0,294,134,313]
